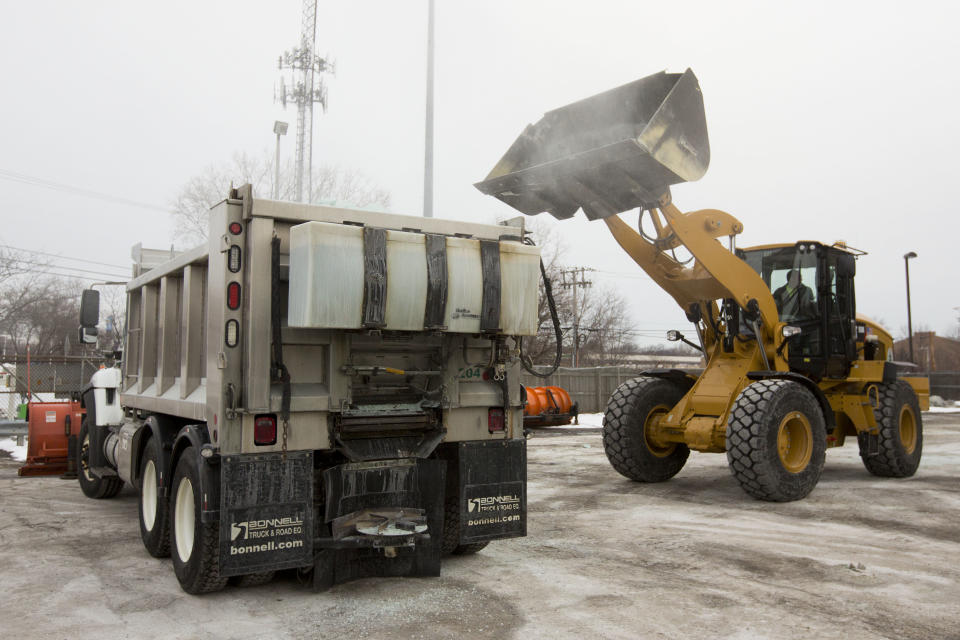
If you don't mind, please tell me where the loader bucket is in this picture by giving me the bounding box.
[475,69,709,220]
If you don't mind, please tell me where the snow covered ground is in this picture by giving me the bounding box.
[0,436,26,461]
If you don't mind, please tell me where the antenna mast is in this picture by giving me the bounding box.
[278,0,334,203]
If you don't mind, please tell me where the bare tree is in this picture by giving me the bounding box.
[0,248,84,356]
[171,151,391,247]
[512,219,637,368]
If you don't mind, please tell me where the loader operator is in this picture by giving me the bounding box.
[773,270,815,321]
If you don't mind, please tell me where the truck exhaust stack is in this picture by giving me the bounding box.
[475,68,709,220]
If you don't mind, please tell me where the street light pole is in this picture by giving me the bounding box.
[904,251,917,363]
[273,121,289,200]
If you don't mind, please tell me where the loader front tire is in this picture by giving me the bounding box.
[138,436,171,558]
[170,447,226,594]
[726,379,826,502]
[602,376,690,482]
[77,421,124,499]
[860,381,923,478]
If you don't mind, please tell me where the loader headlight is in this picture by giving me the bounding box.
[666,330,681,342]
[782,325,802,338]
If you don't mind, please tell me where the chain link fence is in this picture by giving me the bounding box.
[0,356,103,419]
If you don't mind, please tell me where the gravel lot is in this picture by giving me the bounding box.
[1,412,958,639]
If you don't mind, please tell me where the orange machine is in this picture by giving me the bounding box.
[18,400,83,477]
[523,385,578,427]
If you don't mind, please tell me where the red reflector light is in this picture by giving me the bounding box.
[227,282,241,310]
[254,414,277,446]
[488,407,505,433]
[229,222,243,235]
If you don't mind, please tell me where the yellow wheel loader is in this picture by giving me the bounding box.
[475,69,929,501]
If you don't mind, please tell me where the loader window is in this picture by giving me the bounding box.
[739,246,818,322]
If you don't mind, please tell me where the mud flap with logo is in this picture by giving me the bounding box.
[458,440,526,544]
[219,451,313,577]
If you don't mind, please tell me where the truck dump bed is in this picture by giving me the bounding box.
[121,187,536,454]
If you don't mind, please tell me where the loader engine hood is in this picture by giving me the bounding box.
[475,68,709,220]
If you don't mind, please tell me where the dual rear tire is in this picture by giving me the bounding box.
[137,444,228,594]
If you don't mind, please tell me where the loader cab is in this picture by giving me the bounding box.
[738,242,858,380]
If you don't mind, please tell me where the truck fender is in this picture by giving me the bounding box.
[170,425,221,523]
[130,414,181,494]
[746,371,836,432]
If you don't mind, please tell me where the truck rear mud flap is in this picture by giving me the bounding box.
[219,452,314,578]
[456,440,527,545]
[313,458,445,590]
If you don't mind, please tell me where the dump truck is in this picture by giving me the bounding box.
[476,69,929,501]
[75,186,538,592]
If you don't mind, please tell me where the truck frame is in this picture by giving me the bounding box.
[77,185,535,592]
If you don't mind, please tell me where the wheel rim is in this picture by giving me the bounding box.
[80,433,93,482]
[141,460,157,531]
[644,404,676,458]
[899,405,917,454]
[174,477,195,563]
[777,411,813,473]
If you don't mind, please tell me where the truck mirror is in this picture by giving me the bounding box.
[78,325,98,345]
[80,289,100,327]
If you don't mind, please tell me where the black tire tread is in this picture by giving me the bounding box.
[230,571,276,588]
[441,495,489,556]
[77,422,124,499]
[171,450,227,594]
[860,381,923,478]
[726,379,826,502]
[602,376,690,482]
[138,436,171,558]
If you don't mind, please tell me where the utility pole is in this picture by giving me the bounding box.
[277,0,334,203]
[561,267,593,368]
[423,0,435,217]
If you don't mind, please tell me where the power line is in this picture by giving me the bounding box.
[0,244,128,271]
[8,258,127,279]
[0,168,172,213]
[11,266,123,282]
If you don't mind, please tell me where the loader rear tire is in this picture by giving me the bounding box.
[138,436,171,558]
[860,381,923,477]
[77,421,124,499]
[170,447,227,594]
[726,379,826,502]
[441,494,489,556]
[602,376,689,482]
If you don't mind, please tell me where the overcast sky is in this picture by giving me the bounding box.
[1,0,957,345]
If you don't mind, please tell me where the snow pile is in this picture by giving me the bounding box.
[0,436,27,461]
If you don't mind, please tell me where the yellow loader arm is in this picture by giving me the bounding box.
[603,204,780,344]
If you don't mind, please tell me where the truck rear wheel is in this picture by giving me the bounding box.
[441,495,489,556]
[138,436,170,558]
[860,381,923,477]
[602,376,690,482]
[726,379,826,502]
[170,447,226,594]
[229,571,276,588]
[77,421,123,499]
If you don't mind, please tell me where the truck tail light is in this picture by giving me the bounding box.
[488,407,505,433]
[254,414,277,446]
[228,245,242,272]
[227,282,241,310]
[229,222,243,235]
[224,319,239,347]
